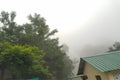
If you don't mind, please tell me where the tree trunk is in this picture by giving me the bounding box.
[0,69,5,80]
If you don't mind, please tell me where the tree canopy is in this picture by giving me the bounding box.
[0,11,74,80]
[108,42,120,52]
[0,42,51,80]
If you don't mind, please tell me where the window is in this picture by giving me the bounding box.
[81,75,88,80]
[95,75,101,80]
[114,74,120,80]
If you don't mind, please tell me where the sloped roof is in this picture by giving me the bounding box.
[77,51,120,75]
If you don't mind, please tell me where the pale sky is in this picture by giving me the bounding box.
[0,0,111,30]
[1,0,120,74]
[0,0,119,56]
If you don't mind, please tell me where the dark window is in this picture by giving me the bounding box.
[96,75,101,80]
[81,75,88,80]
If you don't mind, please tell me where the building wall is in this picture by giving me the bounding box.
[83,63,109,80]
[107,72,114,80]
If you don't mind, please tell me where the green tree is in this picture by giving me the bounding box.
[0,11,74,80]
[0,42,51,80]
[108,42,120,52]
[0,42,11,80]
[0,11,23,44]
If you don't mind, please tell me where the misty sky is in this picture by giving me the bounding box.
[1,0,120,74]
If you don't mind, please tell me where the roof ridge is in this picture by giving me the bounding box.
[82,51,120,59]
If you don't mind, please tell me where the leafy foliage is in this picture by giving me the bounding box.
[0,42,51,80]
[0,11,74,80]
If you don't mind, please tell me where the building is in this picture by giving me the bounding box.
[77,51,120,80]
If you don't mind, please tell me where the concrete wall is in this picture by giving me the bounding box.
[83,63,109,80]
[79,62,120,80]
[107,72,114,80]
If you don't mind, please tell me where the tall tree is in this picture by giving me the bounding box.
[0,11,74,80]
[0,11,23,44]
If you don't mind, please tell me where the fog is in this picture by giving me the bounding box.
[1,0,119,59]
[0,0,120,75]
[59,0,120,57]
[57,0,120,74]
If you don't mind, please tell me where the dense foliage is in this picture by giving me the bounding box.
[0,11,74,80]
[0,42,51,80]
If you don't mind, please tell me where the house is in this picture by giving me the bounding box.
[77,51,120,80]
